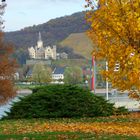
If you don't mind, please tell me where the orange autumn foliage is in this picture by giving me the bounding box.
[1,113,140,136]
[0,2,17,104]
[0,32,17,104]
[85,0,140,99]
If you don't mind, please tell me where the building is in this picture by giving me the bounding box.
[26,69,33,78]
[57,52,68,59]
[14,72,20,81]
[59,52,68,59]
[52,67,65,84]
[28,32,57,60]
[26,67,65,84]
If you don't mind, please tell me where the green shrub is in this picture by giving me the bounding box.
[114,106,129,115]
[3,85,128,119]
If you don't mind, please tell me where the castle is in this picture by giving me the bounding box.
[28,32,57,60]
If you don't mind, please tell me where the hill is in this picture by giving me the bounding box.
[4,11,89,48]
[4,11,92,64]
[60,33,94,59]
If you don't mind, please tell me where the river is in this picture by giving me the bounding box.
[0,89,32,119]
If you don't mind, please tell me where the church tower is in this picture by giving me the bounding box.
[37,32,43,49]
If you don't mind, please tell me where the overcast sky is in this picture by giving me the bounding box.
[3,0,85,32]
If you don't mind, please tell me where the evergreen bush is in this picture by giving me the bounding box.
[3,85,128,119]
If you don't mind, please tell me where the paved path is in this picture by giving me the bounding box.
[16,89,32,95]
[94,89,140,111]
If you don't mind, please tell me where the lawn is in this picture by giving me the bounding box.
[16,84,40,90]
[0,113,140,140]
[0,132,139,140]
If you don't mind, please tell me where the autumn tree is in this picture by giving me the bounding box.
[32,62,52,84]
[64,66,83,84]
[86,0,140,99]
[0,1,17,104]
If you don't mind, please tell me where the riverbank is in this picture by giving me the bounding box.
[0,89,32,119]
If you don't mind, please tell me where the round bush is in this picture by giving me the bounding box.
[3,85,127,119]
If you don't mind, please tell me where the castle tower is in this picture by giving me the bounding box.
[52,45,57,60]
[28,46,36,59]
[36,32,43,49]
[39,32,42,41]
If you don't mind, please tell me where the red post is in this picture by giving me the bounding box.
[91,76,94,91]
[91,56,95,92]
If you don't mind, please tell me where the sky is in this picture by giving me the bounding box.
[3,0,86,32]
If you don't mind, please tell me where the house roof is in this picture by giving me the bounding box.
[26,69,33,77]
[53,67,65,75]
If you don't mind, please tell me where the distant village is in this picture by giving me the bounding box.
[14,32,93,86]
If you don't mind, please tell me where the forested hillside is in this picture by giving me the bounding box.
[4,11,89,48]
[4,11,91,64]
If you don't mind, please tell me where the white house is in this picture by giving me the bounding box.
[52,67,65,84]
[14,72,20,80]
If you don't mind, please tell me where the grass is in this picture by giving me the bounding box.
[0,132,139,140]
[16,84,40,90]
[0,113,140,139]
[0,132,95,140]
[52,59,90,67]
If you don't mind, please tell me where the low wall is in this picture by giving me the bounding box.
[26,59,52,65]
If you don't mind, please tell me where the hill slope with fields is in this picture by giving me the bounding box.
[60,32,94,59]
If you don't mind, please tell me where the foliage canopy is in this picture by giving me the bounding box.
[0,2,17,104]
[64,66,83,84]
[31,62,52,84]
[86,0,140,99]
